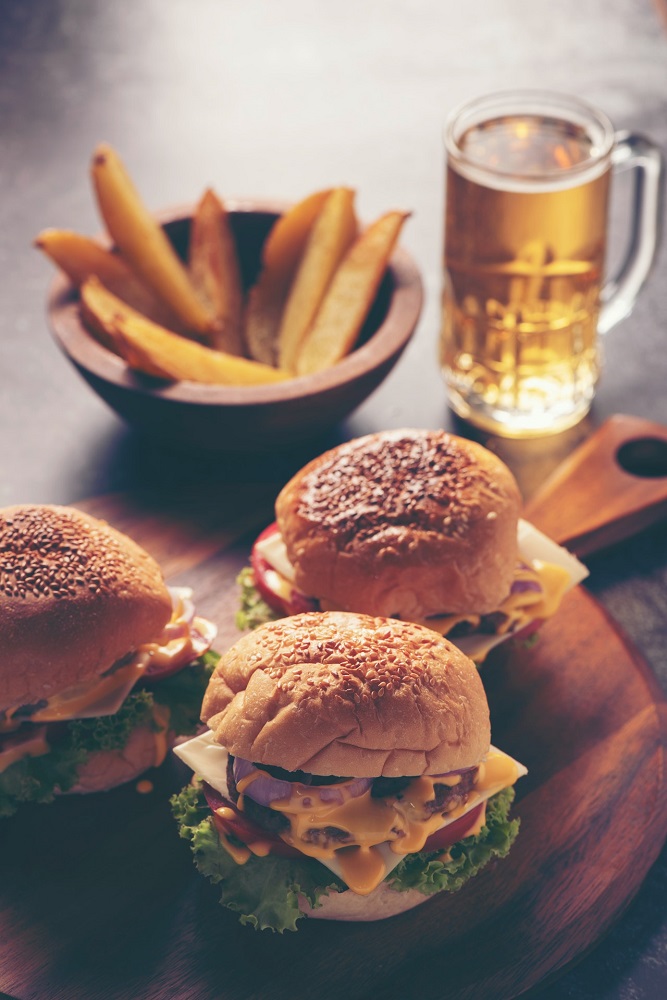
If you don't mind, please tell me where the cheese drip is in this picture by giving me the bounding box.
[0,587,215,732]
[211,809,276,866]
[232,748,522,895]
[416,559,572,640]
[0,727,50,774]
[0,652,152,731]
[255,527,574,652]
[150,702,171,767]
[0,684,173,778]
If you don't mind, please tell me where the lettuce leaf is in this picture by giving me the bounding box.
[151,649,219,737]
[0,690,155,817]
[170,783,520,932]
[0,744,86,818]
[68,689,155,753]
[235,567,281,632]
[0,652,218,819]
[171,782,343,932]
[388,787,519,894]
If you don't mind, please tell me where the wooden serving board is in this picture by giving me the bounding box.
[1,421,666,1000]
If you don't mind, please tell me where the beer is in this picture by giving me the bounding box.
[441,99,613,436]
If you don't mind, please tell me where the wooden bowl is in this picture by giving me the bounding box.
[46,201,423,451]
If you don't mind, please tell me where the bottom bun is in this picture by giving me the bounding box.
[299,882,432,922]
[65,724,162,795]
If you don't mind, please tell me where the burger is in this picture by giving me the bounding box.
[172,611,525,932]
[237,429,587,662]
[0,504,217,817]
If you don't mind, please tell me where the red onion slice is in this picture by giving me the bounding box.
[233,757,372,807]
[510,577,543,595]
[168,586,196,625]
[317,777,372,804]
[160,621,190,642]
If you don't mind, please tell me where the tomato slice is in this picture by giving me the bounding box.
[203,781,302,858]
[204,783,486,865]
[422,802,485,853]
[250,523,319,616]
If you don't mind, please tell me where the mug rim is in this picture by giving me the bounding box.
[444,89,616,189]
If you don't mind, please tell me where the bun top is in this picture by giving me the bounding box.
[202,611,490,778]
[275,429,522,619]
[0,504,172,711]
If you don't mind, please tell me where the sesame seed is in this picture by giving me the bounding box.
[0,505,147,603]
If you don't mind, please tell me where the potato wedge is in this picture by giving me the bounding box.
[277,188,357,373]
[79,273,134,353]
[244,189,331,365]
[80,278,289,385]
[188,189,245,356]
[90,143,214,337]
[295,211,409,376]
[35,228,187,333]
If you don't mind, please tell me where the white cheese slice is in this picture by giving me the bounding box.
[255,520,588,663]
[173,731,526,886]
[174,729,232,797]
[255,531,296,583]
[517,519,588,586]
[29,651,153,722]
[455,520,588,660]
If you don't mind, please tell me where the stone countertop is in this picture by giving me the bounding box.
[0,1,666,997]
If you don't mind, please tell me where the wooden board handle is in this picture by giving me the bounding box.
[523,414,667,556]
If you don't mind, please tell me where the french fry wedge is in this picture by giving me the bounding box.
[90,143,215,338]
[80,278,289,385]
[78,272,135,353]
[35,228,187,333]
[295,211,409,376]
[277,188,357,373]
[188,189,245,356]
[244,189,332,366]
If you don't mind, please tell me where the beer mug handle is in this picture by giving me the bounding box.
[598,132,665,334]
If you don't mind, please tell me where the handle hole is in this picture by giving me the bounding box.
[616,437,667,478]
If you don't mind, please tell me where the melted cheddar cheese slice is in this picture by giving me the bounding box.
[256,519,588,663]
[414,559,572,649]
[0,727,50,774]
[0,652,152,732]
[174,732,527,894]
[0,587,213,734]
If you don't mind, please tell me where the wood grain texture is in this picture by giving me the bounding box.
[0,492,665,1000]
[524,415,667,555]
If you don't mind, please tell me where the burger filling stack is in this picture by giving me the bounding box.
[237,429,587,662]
[0,504,217,815]
[173,612,526,931]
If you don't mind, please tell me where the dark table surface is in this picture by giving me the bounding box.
[1,1,666,997]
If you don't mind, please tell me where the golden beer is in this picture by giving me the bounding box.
[441,97,613,436]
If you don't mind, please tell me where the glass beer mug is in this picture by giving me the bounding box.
[440,90,664,437]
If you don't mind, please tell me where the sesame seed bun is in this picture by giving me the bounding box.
[0,504,172,711]
[202,611,490,778]
[275,429,521,620]
[299,882,430,921]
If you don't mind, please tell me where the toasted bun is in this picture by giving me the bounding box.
[275,429,521,619]
[299,882,431,921]
[202,611,490,777]
[65,723,162,795]
[0,504,172,711]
